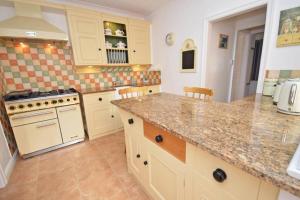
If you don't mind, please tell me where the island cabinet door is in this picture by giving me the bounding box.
[185,143,261,200]
[119,109,146,183]
[143,139,185,200]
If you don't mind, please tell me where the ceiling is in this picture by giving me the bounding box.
[57,0,172,16]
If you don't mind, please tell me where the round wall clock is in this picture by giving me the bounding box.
[165,32,175,46]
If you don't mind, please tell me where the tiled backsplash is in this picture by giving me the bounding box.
[0,39,161,93]
[0,39,161,155]
[265,70,300,79]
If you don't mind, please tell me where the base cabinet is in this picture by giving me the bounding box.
[144,139,185,200]
[118,110,280,200]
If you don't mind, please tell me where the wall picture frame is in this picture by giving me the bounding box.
[180,39,197,73]
[219,34,229,49]
[277,6,300,47]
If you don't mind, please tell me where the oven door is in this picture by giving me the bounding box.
[57,104,85,143]
[13,119,63,155]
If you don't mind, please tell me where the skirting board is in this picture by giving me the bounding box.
[0,150,17,188]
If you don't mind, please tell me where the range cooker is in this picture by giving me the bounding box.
[4,88,85,158]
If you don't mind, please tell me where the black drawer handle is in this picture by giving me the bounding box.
[213,168,227,183]
[136,154,140,158]
[155,135,163,143]
[98,97,102,101]
[128,118,134,124]
[144,161,148,166]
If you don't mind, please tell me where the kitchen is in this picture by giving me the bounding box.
[0,0,300,200]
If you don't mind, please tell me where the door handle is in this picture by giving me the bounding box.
[288,84,297,106]
[59,107,76,112]
[36,121,56,128]
[12,111,53,120]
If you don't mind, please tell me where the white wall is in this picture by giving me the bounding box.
[205,8,266,102]
[148,0,300,95]
[205,19,235,102]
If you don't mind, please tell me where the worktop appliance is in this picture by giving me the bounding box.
[4,88,85,158]
[277,79,300,115]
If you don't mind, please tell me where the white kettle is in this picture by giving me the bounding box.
[277,79,300,115]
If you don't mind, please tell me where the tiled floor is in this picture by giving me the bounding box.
[0,131,150,200]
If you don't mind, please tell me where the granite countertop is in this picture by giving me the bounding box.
[111,93,300,197]
[78,83,161,94]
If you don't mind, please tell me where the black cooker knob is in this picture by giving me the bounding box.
[58,99,63,103]
[52,100,57,104]
[213,168,227,183]
[9,106,15,110]
[18,104,24,109]
[27,103,33,108]
[36,102,41,106]
[73,97,77,101]
[44,102,48,105]
[67,98,70,102]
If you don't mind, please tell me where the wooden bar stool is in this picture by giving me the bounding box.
[184,87,213,100]
[119,87,147,99]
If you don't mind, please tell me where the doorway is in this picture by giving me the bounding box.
[204,5,268,102]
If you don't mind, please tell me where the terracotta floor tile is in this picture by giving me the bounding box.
[0,132,150,200]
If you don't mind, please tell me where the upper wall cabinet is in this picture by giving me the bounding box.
[128,19,151,65]
[67,11,105,66]
[67,9,151,66]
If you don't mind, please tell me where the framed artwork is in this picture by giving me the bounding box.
[219,34,229,49]
[277,6,300,47]
[180,39,197,73]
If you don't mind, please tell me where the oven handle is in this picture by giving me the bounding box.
[36,121,57,128]
[59,107,76,113]
[11,111,54,120]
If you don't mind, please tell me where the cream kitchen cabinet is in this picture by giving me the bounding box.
[119,109,147,183]
[128,19,151,64]
[57,105,85,143]
[81,91,123,140]
[67,10,105,65]
[144,138,185,200]
[119,109,279,200]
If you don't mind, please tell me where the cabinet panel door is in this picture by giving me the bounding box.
[68,14,104,65]
[57,105,85,143]
[112,105,123,130]
[13,119,62,155]
[129,20,151,64]
[85,106,114,139]
[145,139,185,200]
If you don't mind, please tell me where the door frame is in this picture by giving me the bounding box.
[201,0,273,101]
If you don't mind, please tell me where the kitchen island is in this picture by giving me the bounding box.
[111,93,300,199]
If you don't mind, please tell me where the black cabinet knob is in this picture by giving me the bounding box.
[128,118,134,124]
[155,135,163,143]
[99,97,102,101]
[133,50,136,52]
[149,90,153,93]
[136,154,140,158]
[98,48,102,51]
[111,115,114,118]
[143,161,148,166]
[213,168,227,183]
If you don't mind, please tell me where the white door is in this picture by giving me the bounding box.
[57,105,85,143]
[0,123,11,188]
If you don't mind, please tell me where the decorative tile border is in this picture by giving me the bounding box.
[265,70,300,79]
[0,39,161,93]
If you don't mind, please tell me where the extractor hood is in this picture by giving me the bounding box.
[0,2,68,41]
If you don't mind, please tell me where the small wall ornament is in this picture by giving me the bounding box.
[165,32,175,46]
[180,39,197,73]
